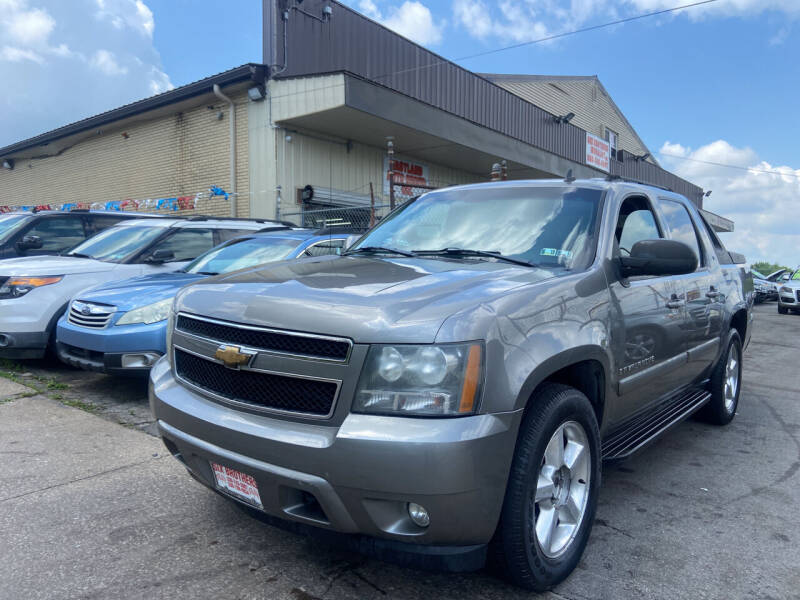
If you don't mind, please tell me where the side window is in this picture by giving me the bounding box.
[304,239,346,257]
[149,229,214,262]
[87,215,127,235]
[658,200,704,267]
[24,217,87,253]
[615,196,663,256]
[217,228,256,243]
[697,211,730,264]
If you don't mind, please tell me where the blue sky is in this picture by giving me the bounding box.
[1,0,798,263]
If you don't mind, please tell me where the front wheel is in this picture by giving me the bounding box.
[778,305,788,315]
[491,384,601,591]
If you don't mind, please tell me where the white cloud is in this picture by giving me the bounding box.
[658,140,800,266]
[354,0,444,46]
[90,49,127,75]
[0,0,171,147]
[95,0,154,37]
[0,45,44,63]
[452,0,800,44]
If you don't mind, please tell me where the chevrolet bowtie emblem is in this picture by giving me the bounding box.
[214,345,255,369]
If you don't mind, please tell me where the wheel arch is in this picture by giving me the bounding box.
[515,347,609,429]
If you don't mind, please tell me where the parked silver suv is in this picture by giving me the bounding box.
[150,179,751,590]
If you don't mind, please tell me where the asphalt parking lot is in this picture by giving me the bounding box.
[1,302,799,600]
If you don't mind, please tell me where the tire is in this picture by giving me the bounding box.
[778,305,788,315]
[700,331,742,425]
[490,384,601,591]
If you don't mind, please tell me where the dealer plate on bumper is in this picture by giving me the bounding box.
[211,463,263,509]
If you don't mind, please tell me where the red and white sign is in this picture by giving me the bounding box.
[211,463,263,508]
[585,132,610,173]
[383,157,430,195]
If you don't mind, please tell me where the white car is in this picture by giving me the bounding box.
[778,268,800,314]
[0,217,286,359]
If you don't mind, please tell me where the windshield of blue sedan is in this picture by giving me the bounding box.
[184,236,301,275]
[0,215,30,243]
[351,186,603,269]
[67,225,165,262]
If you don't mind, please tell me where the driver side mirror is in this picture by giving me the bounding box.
[145,248,175,264]
[16,235,43,251]
[620,239,697,278]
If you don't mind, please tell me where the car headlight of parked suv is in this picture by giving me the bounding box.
[116,298,173,325]
[353,343,484,417]
[780,286,792,294]
[0,276,63,299]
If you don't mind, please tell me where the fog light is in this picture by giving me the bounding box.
[121,352,162,368]
[407,502,430,527]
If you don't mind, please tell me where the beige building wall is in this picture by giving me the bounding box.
[0,90,251,218]
[249,75,482,221]
[484,75,654,163]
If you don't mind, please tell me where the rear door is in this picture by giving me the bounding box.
[657,198,723,383]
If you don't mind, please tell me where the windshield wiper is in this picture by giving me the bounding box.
[413,248,536,267]
[345,246,417,258]
[195,271,220,276]
[67,252,94,259]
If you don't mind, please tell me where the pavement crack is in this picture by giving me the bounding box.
[593,518,635,539]
[0,456,162,503]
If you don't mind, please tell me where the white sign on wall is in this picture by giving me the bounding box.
[585,132,610,173]
[383,157,430,195]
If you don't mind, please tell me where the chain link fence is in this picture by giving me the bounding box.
[279,204,393,230]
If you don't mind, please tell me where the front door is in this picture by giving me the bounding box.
[607,194,688,425]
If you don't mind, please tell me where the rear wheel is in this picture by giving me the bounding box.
[491,384,600,591]
[701,331,742,425]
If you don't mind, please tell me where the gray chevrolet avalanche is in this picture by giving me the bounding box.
[150,179,753,591]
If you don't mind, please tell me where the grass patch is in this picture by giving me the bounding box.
[61,399,99,413]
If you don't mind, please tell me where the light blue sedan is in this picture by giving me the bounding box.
[56,229,358,376]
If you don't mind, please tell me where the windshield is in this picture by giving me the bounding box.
[351,186,603,270]
[184,236,301,275]
[67,225,165,262]
[792,270,800,281]
[0,214,30,244]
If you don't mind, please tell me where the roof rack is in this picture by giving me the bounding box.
[313,226,366,236]
[604,173,672,192]
[185,215,294,226]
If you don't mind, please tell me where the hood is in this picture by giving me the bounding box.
[176,256,556,343]
[0,255,114,276]
[76,272,206,312]
[779,279,800,289]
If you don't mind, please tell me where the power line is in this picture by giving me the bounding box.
[658,151,800,180]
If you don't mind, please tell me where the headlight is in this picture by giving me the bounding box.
[353,343,484,417]
[0,276,63,299]
[165,309,175,366]
[116,298,173,325]
[780,286,792,294]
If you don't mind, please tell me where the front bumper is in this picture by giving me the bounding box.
[56,318,166,375]
[149,358,521,556]
[778,290,798,307]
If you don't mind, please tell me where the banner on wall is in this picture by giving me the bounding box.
[0,187,230,214]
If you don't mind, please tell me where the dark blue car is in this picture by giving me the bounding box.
[56,229,359,375]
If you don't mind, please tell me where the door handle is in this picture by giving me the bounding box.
[706,289,720,299]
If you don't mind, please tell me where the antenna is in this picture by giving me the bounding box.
[564,169,575,183]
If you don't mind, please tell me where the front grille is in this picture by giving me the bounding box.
[68,301,115,329]
[176,314,351,361]
[174,348,338,417]
[796,290,800,303]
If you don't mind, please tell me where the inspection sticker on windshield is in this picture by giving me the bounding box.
[540,248,572,258]
[211,463,263,509]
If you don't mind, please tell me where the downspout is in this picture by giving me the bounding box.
[213,84,237,218]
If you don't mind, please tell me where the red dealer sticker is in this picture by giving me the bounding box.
[211,463,263,509]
